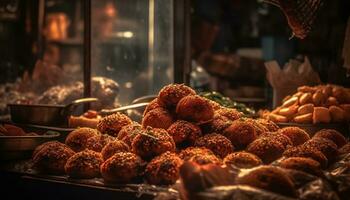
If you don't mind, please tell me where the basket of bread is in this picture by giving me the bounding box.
[260,84,350,134]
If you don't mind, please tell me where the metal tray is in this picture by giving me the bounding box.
[0,122,62,160]
[277,122,350,137]
[8,97,98,126]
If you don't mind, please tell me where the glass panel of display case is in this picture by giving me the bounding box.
[91,0,174,105]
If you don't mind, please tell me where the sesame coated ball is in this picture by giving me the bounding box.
[97,113,132,136]
[145,152,183,185]
[194,133,234,158]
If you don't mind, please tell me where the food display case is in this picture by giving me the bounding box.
[1,1,350,200]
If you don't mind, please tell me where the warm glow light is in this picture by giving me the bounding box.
[115,31,134,38]
[123,31,133,38]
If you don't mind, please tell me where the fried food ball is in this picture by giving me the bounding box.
[158,84,196,107]
[194,133,234,158]
[278,157,322,176]
[313,129,347,148]
[100,152,145,183]
[259,132,293,149]
[131,127,176,160]
[256,118,279,132]
[223,152,262,168]
[210,108,242,133]
[65,127,100,152]
[101,140,130,160]
[209,115,232,133]
[223,120,257,149]
[278,127,310,146]
[243,118,269,136]
[283,146,328,168]
[33,141,64,158]
[145,152,183,185]
[85,134,116,152]
[142,107,174,130]
[216,108,242,121]
[207,99,222,110]
[178,147,215,161]
[236,166,296,197]
[339,143,350,155]
[117,122,141,146]
[176,95,214,123]
[143,98,164,115]
[188,154,222,165]
[97,113,132,136]
[32,142,75,174]
[167,120,202,146]
[247,137,285,164]
[64,150,103,178]
[303,137,338,162]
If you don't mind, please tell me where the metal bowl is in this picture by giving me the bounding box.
[0,131,60,160]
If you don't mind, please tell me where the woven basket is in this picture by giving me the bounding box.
[264,0,324,39]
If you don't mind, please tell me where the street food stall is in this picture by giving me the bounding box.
[0,0,350,200]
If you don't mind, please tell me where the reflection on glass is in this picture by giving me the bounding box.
[91,0,174,105]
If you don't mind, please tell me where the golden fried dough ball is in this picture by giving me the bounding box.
[188,154,222,165]
[256,118,279,132]
[258,132,293,149]
[64,150,103,178]
[223,152,262,168]
[303,137,338,162]
[216,108,242,121]
[178,147,215,161]
[223,120,257,149]
[145,152,183,185]
[207,100,222,110]
[278,157,322,176]
[32,142,75,174]
[33,141,64,159]
[176,95,214,123]
[209,115,232,133]
[143,98,164,115]
[100,152,145,183]
[283,146,328,168]
[131,127,176,160]
[85,134,116,152]
[313,129,347,148]
[101,140,130,160]
[209,108,242,133]
[97,113,132,136]
[247,137,285,164]
[65,127,100,152]
[158,84,196,107]
[142,107,174,130]
[194,133,234,158]
[243,118,269,136]
[117,122,141,146]
[236,166,296,197]
[339,143,350,155]
[278,127,310,146]
[167,120,202,147]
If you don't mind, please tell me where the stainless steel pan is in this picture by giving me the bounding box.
[99,102,149,116]
[8,98,98,126]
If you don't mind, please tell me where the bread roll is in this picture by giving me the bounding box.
[313,107,331,124]
[299,93,312,105]
[69,116,99,129]
[294,113,313,123]
[329,106,345,122]
[297,104,314,115]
